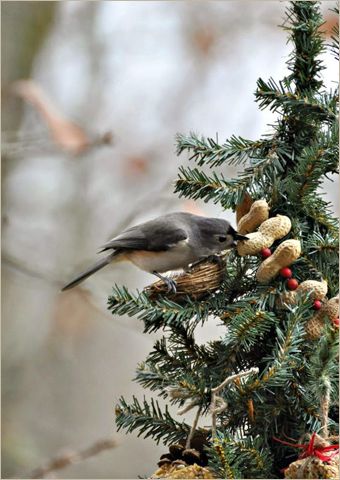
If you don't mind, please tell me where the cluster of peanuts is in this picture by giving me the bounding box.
[236,197,339,339]
[281,280,339,339]
[236,199,300,283]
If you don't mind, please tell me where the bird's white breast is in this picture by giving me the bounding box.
[126,239,195,273]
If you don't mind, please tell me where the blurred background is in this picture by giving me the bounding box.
[2,1,338,478]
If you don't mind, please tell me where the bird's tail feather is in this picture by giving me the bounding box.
[61,253,117,291]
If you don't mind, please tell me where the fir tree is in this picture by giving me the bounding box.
[110,2,338,478]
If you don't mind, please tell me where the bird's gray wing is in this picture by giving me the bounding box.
[99,224,187,252]
[99,226,147,252]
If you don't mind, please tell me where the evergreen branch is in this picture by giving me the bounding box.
[175,132,283,167]
[284,381,322,429]
[145,337,186,373]
[306,328,339,405]
[223,306,279,353]
[167,322,206,360]
[108,285,210,332]
[256,78,336,122]
[305,230,339,263]
[282,142,339,202]
[301,193,339,232]
[306,327,339,437]
[175,167,241,208]
[145,330,220,379]
[329,5,339,61]
[298,231,339,292]
[164,325,223,374]
[255,77,294,113]
[219,254,260,304]
[138,320,245,406]
[207,434,273,479]
[208,438,240,479]
[174,152,285,209]
[146,325,201,368]
[317,120,339,173]
[284,1,325,92]
[210,368,259,438]
[220,284,279,314]
[135,364,180,400]
[115,396,190,445]
[246,299,312,391]
[136,348,207,404]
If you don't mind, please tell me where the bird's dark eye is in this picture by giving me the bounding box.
[218,236,227,243]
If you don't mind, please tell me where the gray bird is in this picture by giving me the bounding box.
[61,212,248,293]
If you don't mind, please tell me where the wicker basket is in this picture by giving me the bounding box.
[144,258,226,302]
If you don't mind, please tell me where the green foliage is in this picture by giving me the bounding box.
[301,230,339,294]
[175,152,286,210]
[256,299,312,388]
[255,79,336,123]
[306,326,339,404]
[175,132,286,168]
[108,285,211,333]
[223,306,279,353]
[329,5,339,60]
[115,396,190,444]
[284,1,326,92]
[206,434,273,479]
[111,2,339,478]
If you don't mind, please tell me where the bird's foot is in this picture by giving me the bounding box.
[152,271,177,294]
[164,277,177,294]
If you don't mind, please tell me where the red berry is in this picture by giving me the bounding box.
[280,267,292,279]
[333,318,339,328]
[261,248,272,259]
[287,278,299,290]
[313,300,322,310]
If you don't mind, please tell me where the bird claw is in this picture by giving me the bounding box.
[164,277,177,294]
[152,271,177,294]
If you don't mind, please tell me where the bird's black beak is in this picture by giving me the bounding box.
[235,233,249,241]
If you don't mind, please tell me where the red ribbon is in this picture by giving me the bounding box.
[273,432,339,463]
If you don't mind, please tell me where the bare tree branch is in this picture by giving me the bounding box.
[28,437,118,479]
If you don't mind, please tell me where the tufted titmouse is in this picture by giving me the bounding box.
[61,212,248,293]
